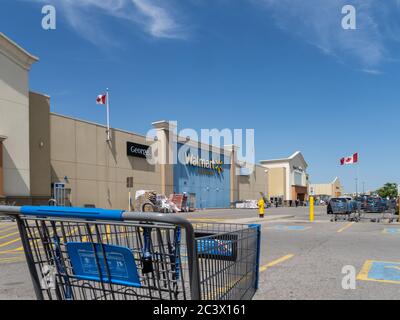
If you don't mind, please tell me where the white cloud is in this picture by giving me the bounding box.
[251,0,400,70]
[131,0,184,39]
[361,68,383,75]
[29,0,185,45]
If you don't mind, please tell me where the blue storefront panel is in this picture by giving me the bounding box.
[174,144,231,209]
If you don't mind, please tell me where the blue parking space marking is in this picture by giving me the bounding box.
[383,228,400,235]
[358,260,400,284]
[272,225,310,231]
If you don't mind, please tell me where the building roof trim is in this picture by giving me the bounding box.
[260,151,308,168]
[0,33,39,71]
[332,177,340,184]
[30,90,50,99]
[310,177,342,186]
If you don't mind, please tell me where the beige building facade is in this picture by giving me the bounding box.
[49,114,164,209]
[236,164,268,201]
[0,33,38,200]
[309,177,343,199]
[260,151,309,202]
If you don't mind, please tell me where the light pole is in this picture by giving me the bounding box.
[355,177,358,197]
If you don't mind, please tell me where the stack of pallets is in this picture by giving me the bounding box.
[134,190,157,212]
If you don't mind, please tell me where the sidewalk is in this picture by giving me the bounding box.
[189,214,295,224]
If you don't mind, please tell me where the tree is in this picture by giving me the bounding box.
[377,183,398,199]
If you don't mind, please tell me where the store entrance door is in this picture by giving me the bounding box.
[297,193,305,202]
[292,186,308,204]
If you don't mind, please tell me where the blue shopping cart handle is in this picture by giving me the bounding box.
[20,206,125,221]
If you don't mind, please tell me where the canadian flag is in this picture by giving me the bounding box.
[340,153,358,165]
[96,94,106,105]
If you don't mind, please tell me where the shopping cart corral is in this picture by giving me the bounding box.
[358,207,397,223]
[0,206,261,301]
[327,198,360,222]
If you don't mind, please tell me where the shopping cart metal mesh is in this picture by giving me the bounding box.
[1,206,260,301]
[194,222,259,300]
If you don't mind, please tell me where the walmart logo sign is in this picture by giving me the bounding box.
[185,153,224,175]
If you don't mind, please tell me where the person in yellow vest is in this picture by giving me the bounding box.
[258,198,265,218]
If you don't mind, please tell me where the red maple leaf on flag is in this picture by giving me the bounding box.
[96,94,106,105]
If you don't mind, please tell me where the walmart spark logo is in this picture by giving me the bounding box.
[214,160,224,175]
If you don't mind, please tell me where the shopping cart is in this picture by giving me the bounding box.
[357,199,393,223]
[378,199,398,223]
[328,199,359,222]
[0,206,261,301]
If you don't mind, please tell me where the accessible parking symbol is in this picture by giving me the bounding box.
[383,228,400,235]
[358,260,400,284]
[272,225,310,231]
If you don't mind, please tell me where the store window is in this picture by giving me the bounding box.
[294,172,303,186]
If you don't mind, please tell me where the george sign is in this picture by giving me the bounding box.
[127,142,151,159]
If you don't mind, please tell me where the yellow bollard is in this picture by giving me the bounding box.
[258,198,265,218]
[309,196,314,222]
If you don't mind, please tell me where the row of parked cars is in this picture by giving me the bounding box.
[327,196,398,215]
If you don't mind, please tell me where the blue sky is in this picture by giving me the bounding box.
[2,0,400,192]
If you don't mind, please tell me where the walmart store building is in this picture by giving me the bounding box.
[174,143,231,208]
[0,33,268,209]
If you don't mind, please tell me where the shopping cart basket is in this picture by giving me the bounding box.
[0,206,261,300]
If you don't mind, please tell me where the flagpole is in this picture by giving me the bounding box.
[355,159,359,197]
[106,88,110,141]
[355,165,358,197]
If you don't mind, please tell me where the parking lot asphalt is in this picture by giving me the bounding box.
[1,206,400,300]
